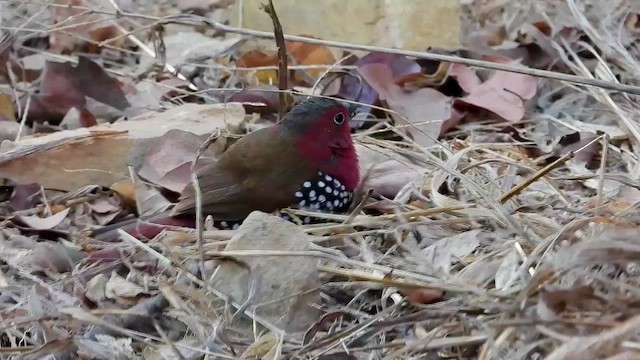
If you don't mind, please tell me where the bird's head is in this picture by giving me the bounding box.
[277,97,360,190]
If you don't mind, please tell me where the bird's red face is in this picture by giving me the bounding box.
[291,102,360,191]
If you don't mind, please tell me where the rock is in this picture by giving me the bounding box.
[230,0,461,51]
[210,211,321,335]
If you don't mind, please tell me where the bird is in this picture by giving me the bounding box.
[92,97,360,240]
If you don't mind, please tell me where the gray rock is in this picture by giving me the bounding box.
[210,211,321,335]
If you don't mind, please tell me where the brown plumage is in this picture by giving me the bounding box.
[92,97,359,239]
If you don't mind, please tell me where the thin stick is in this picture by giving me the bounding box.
[163,14,640,96]
[191,129,221,282]
[498,135,604,204]
[261,0,288,120]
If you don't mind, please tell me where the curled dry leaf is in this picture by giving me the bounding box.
[358,63,453,146]
[356,143,429,200]
[86,192,124,226]
[338,52,421,109]
[26,57,130,124]
[235,36,336,86]
[13,207,70,230]
[105,271,149,299]
[450,55,537,122]
[228,85,282,114]
[286,35,337,84]
[138,129,218,193]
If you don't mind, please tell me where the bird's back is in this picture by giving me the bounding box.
[171,126,318,220]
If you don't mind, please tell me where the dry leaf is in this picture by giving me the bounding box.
[338,52,421,110]
[14,207,70,230]
[236,50,279,84]
[31,241,86,274]
[105,271,148,299]
[358,63,453,146]
[286,35,336,84]
[450,56,537,122]
[356,143,429,199]
[138,129,217,193]
[49,0,125,54]
[0,103,245,191]
[421,229,482,273]
[494,248,521,290]
[25,57,130,124]
[0,93,15,121]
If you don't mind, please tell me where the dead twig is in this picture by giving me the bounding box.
[261,0,289,120]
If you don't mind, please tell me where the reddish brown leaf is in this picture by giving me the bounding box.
[24,56,129,123]
[450,56,537,122]
[338,52,421,109]
[138,129,217,193]
[228,85,282,115]
[358,63,453,146]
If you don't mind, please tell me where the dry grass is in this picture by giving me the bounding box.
[2,0,640,359]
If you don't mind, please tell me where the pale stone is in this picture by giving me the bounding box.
[230,0,461,51]
[210,211,321,335]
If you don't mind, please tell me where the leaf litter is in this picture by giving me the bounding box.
[1,0,640,359]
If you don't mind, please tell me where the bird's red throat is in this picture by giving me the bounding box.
[295,127,360,191]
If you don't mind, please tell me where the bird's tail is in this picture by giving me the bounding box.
[90,211,195,242]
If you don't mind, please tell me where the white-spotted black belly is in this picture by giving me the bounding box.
[214,172,354,229]
[295,172,353,213]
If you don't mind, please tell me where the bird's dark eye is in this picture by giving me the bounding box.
[333,112,345,125]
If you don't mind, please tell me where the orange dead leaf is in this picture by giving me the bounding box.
[286,35,336,84]
[110,179,137,210]
[236,50,279,85]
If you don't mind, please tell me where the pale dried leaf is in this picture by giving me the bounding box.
[105,272,148,299]
[14,207,70,230]
[421,230,483,273]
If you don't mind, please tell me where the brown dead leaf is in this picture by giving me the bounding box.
[399,287,444,305]
[110,180,137,210]
[356,143,429,200]
[138,129,217,193]
[32,241,86,274]
[236,50,279,84]
[0,93,15,121]
[13,207,70,230]
[3,180,42,211]
[50,0,125,54]
[358,63,453,146]
[286,35,336,84]
[26,56,129,124]
[537,286,599,321]
[228,85,283,115]
[450,56,537,122]
[0,103,245,191]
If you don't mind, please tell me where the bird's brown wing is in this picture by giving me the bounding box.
[171,127,315,219]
